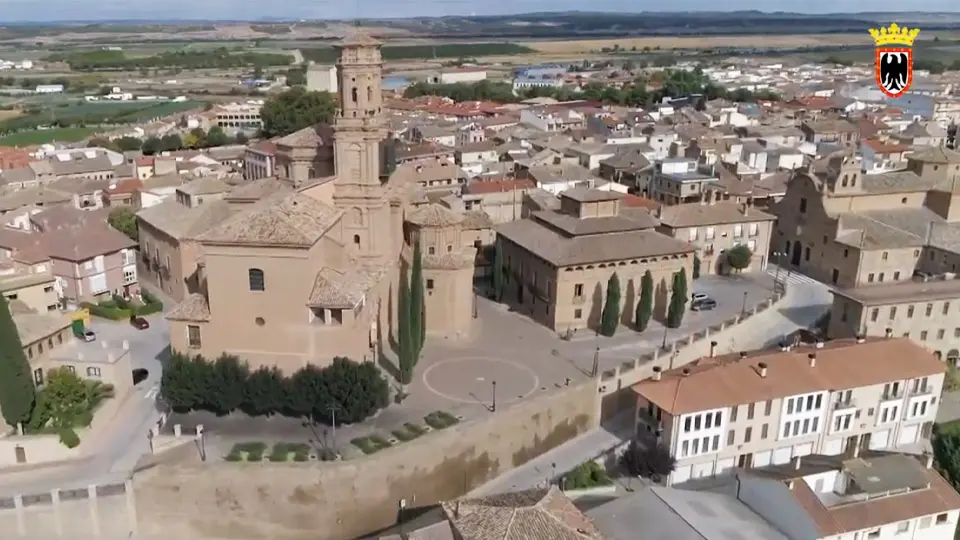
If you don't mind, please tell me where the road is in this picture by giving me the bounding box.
[469,266,834,496]
[0,313,170,497]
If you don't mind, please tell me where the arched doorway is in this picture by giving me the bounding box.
[948,349,959,365]
[790,241,803,266]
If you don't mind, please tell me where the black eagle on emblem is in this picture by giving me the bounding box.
[879,52,909,93]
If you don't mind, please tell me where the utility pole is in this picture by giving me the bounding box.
[328,404,342,450]
[592,346,600,378]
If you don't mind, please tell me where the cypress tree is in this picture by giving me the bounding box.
[0,295,36,427]
[667,268,689,328]
[410,240,425,361]
[397,270,413,384]
[492,241,504,301]
[599,273,621,337]
[635,270,654,331]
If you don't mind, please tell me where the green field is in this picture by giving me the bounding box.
[0,127,98,147]
[302,42,536,63]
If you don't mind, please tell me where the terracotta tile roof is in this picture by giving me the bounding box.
[657,201,776,228]
[861,138,909,154]
[620,194,658,210]
[106,177,144,196]
[465,179,535,195]
[249,140,277,154]
[407,203,464,228]
[196,192,340,247]
[307,264,391,308]
[135,156,155,167]
[441,487,607,540]
[632,337,944,415]
[166,293,211,322]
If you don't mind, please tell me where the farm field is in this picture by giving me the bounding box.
[525,33,955,53]
[0,126,97,146]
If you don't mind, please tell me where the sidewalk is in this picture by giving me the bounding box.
[469,419,634,496]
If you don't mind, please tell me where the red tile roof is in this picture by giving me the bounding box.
[621,193,658,210]
[135,156,155,167]
[466,178,535,194]
[861,138,909,154]
[107,177,144,195]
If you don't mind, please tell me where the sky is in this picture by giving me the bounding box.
[0,0,957,22]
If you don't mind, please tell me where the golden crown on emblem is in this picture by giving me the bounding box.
[869,23,920,47]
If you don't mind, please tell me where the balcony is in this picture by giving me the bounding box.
[909,384,933,397]
[572,295,586,305]
[881,388,904,402]
[832,398,857,411]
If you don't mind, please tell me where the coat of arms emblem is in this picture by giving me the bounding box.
[870,23,920,98]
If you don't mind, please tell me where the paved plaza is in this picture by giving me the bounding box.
[167,271,786,460]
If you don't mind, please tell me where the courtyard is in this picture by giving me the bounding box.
[165,271,781,461]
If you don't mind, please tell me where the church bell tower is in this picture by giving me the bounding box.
[332,30,390,262]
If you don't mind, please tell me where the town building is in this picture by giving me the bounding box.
[163,31,475,371]
[737,452,960,540]
[243,139,277,181]
[655,198,776,275]
[0,267,59,312]
[648,159,718,205]
[306,63,338,93]
[213,103,263,132]
[632,337,944,485]
[773,148,960,289]
[496,188,694,332]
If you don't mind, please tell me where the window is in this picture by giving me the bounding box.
[867,529,880,539]
[908,305,915,318]
[733,224,743,237]
[351,87,358,103]
[353,234,361,246]
[684,417,692,432]
[936,513,949,525]
[927,303,934,317]
[882,251,888,260]
[187,325,202,349]
[744,427,752,443]
[730,406,738,422]
[921,331,928,341]
[764,400,772,415]
[747,403,755,420]
[65,365,75,373]
[574,309,582,319]
[889,307,897,319]
[799,197,807,213]
[727,430,735,445]
[426,279,434,290]
[688,228,699,241]
[86,366,101,377]
[761,423,768,439]
[574,283,584,297]
[938,329,946,340]
[870,308,879,322]
[255,317,266,326]
[894,271,900,280]
[945,302,952,315]
[868,273,875,283]
[428,246,436,255]
[248,268,265,291]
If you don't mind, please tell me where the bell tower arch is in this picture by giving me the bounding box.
[332,31,391,262]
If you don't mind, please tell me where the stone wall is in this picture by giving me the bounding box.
[0,480,136,539]
[133,380,600,540]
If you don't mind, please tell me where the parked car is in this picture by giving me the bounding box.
[130,315,150,330]
[82,330,96,342]
[132,368,149,385]
[691,297,718,311]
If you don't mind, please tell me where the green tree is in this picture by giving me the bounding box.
[725,245,753,273]
[599,273,621,337]
[260,87,337,138]
[234,132,249,145]
[160,133,182,152]
[141,136,162,155]
[207,354,249,415]
[397,270,414,385]
[933,423,960,491]
[205,126,230,147]
[42,368,89,427]
[0,295,35,427]
[492,241,505,301]
[160,352,210,412]
[635,270,654,331]
[409,241,425,359]
[242,366,286,416]
[114,136,143,152]
[107,206,138,242]
[693,254,701,279]
[322,357,389,424]
[286,364,328,420]
[666,269,689,328]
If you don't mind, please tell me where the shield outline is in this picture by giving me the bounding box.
[874,47,913,98]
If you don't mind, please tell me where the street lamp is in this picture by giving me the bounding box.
[473,291,478,319]
[491,380,497,412]
[773,251,784,282]
[661,324,669,350]
[196,424,205,462]
[741,291,748,315]
[327,404,342,451]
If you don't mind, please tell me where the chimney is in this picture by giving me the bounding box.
[795,456,802,470]
[652,366,663,381]
[884,328,893,339]
[742,202,749,216]
[709,340,718,358]
[739,351,748,360]
[925,453,934,469]
[855,335,866,344]
[758,361,768,378]
[808,353,816,367]
[681,367,691,377]
[815,340,825,349]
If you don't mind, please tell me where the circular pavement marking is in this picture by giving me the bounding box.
[421,356,540,405]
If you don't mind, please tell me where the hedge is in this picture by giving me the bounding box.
[84,303,132,320]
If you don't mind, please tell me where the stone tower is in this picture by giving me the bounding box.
[332,31,391,262]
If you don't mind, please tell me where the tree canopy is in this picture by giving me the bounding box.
[0,295,35,427]
[108,206,138,242]
[600,273,621,337]
[160,352,389,424]
[725,245,753,272]
[260,87,337,138]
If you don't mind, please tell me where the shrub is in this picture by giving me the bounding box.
[225,451,243,462]
[392,427,421,442]
[424,411,459,429]
[269,444,290,462]
[84,303,131,320]
[620,441,676,480]
[564,461,611,489]
[351,436,381,454]
[135,301,163,316]
[725,245,753,272]
[112,294,130,309]
[404,423,427,436]
[58,427,80,448]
